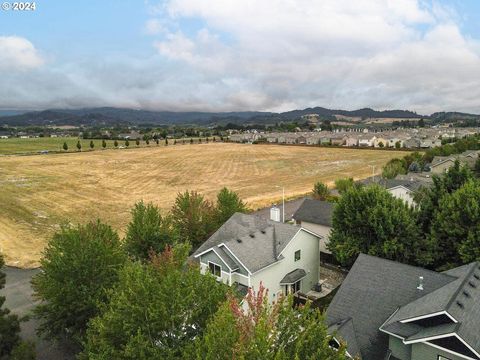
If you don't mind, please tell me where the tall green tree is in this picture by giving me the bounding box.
[328,185,420,267]
[171,191,216,248]
[76,140,82,151]
[382,158,407,179]
[32,221,127,346]
[124,201,177,261]
[414,160,473,235]
[312,181,329,200]
[102,139,107,149]
[214,187,248,226]
[82,244,228,360]
[90,140,95,150]
[193,284,348,360]
[114,140,118,148]
[62,142,68,151]
[428,180,480,268]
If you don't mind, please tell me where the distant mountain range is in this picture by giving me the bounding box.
[0,106,478,127]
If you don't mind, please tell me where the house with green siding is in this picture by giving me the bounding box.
[326,254,480,360]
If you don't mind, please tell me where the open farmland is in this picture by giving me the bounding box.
[0,142,410,268]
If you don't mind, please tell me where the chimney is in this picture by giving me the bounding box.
[270,205,281,222]
[417,276,424,291]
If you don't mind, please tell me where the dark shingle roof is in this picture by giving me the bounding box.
[381,262,480,356]
[279,268,306,284]
[326,254,456,360]
[194,213,300,273]
[292,198,334,226]
[359,177,427,192]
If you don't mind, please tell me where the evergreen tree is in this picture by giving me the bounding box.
[135,139,140,147]
[76,140,82,151]
[165,138,169,146]
[124,201,177,261]
[114,140,118,148]
[32,221,127,346]
[102,139,107,149]
[329,185,420,267]
[171,191,216,249]
[62,142,68,151]
[90,140,95,150]
[214,187,248,226]
[190,138,194,144]
[125,139,130,147]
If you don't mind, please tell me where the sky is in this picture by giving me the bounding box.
[0,0,480,114]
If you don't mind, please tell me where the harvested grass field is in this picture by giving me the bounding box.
[0,142,410,268]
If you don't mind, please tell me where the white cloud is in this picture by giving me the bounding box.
[144,19,166,35]
[2,1,480,114]
[0,36,44,70]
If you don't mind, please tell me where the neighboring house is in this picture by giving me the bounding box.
[292,199,334,258]
[404,138,421,149]
[193,213,321,303]
[430,151,480,174]
[345,136,359,147]
[326,254,480,360]
[359,177,428,206]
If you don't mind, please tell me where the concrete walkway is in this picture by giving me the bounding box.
[0,267,75,360]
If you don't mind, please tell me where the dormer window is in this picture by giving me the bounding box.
[208,262,221,277]
[294,250,301,262]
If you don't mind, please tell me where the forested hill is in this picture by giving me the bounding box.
[0,106,477,126]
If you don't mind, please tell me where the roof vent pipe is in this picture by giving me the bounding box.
[417,276,424,291]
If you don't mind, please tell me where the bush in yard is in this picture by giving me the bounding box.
[334,177,355,194]
[312,181,329,200]
[90,140,94,150]
[102,139,106,149]
[32,221,127,346]
[114,140,118,148]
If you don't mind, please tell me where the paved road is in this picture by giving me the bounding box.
[0,267,75,360]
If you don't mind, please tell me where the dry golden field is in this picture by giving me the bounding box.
[0,143,410,268]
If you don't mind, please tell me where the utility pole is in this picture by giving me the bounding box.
[369,165,376,182]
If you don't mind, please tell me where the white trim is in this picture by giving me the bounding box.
[453,334,480,359]
[404,333,456,344]
[199,248,236,272]
[400,311,457,324]
[425,341,478,360]
[219,243,252,275]
[387,185,412,193]
[299,226,325,239]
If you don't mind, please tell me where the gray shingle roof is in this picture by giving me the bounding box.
[381,262,480,356]
[292,198,334,226]
[279,268,306,284]
[194,213,300,273]
[359,177,427,192]
[326,254,456,360]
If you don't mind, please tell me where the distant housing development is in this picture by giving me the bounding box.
[228,127,480,149]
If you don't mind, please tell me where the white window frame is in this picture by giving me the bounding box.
[208,261,222,278]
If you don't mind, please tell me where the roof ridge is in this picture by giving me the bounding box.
[446,262,479,312]
[358,253,458,280]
